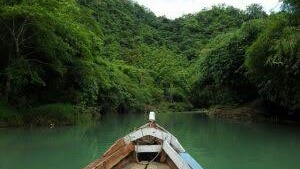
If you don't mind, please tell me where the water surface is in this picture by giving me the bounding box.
[1,113,300,169]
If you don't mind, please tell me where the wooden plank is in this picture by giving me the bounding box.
[160,150,167,163]
[170,136,185,153]
[85,143,134,169]
[162,142,190,169]
[156,124,185,153]
[84,158,103,169]
[123,163,146,169]
[111,157,130,169]
[103,139,125,157]
[166,157,178,169]
[142,128,169,140]
[123,162,170,169]
[124,127,169,144]
[147,162,170,169]
[124,129,143,144]
[123,127,185,153]
[98,143,134,169]
[135,145,162,153]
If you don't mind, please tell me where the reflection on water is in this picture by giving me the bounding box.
[1,113,300,169]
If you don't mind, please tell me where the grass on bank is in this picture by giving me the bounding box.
[23,103,96,126]
[0,99,22,126]
[0,101,97,127]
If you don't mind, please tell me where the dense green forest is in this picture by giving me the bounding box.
[0,0,299,126]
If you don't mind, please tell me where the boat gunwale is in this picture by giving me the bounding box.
[84,121,202,169]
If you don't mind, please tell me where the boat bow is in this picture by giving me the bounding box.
[84,112,203,169]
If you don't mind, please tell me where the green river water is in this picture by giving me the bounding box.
[1,113,300,169]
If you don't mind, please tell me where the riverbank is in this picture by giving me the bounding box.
[0,99,99,128]
[1,98,299,128]
[206,100,300,124]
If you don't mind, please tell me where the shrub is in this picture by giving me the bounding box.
[24,103,93,126]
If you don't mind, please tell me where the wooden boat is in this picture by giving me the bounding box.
[84,112,203,169]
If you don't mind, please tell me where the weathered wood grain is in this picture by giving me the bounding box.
[84,142,134,169]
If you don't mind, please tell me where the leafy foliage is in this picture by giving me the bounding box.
[245,14,300,110]
[0,0,299,125]
[0,0,102,107]
[23,103,89,125]
[191,19,265,107]
[282,0,300,24]
[161,5,249,60]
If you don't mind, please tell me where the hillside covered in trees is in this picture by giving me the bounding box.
[0,0,299,126]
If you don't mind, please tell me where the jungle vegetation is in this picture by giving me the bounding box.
[0,0,299,125]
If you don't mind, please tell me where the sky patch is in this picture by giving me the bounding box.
[133,0,282,19]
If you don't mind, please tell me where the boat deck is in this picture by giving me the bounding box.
[123,162,170,169]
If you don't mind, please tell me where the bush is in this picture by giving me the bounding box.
[0,99,22,125]
[23,103,93,126]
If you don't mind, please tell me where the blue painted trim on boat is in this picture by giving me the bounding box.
[180,152,204,169]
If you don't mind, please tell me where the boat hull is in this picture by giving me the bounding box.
[84,122,203,169]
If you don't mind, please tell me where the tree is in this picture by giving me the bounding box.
[0,0,102,106]
[246,4,267,20]
[245,13,300,110]
[0,8,42,101]
[281,0,300,24]
[191,19,266,107]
